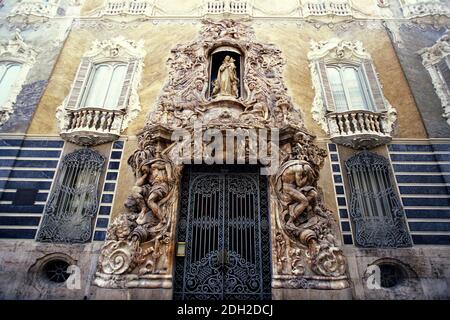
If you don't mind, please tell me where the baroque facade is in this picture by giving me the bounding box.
[0,0,449,300]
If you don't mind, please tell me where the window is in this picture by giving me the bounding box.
[37,148,105,243]
[0,62,22,107]
[42,259,71,283]
[57,37,145,146]
[80,62,127,109]
[326,65,374,112]
[345,151,411,248]
[308,39,397,149]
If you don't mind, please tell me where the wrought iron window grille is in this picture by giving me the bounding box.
[37,148,105,243]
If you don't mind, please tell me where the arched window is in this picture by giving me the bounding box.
[37,148,105,243]
[0,61,22,107]
[326,64,374,112]
[80,62,128,109]
[345,151,411,248]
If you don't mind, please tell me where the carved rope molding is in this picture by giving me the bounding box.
[308,37,398,149]
[0,31,37,127]
[56,36,146,146]
[419,31,450,125]
[93,19,349,291]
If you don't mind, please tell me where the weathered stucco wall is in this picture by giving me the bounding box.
[27,21,428,139]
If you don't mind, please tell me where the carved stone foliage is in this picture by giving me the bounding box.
[308,38,397,149]
[420,32,450,124]
[0,30,37,127]
[94,20,348,290]
[57,36,145,146]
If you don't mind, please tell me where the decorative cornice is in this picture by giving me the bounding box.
[0,30,37,62]
[420,31,450,67]
[419,31,450,125]
[85,36,146,60]
[308,37,372,61]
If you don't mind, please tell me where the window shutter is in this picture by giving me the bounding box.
[66,58,91,109]
[363,59,386,112]
[316,60,336,112]
[117,59,138,110]
[436,58,450,91]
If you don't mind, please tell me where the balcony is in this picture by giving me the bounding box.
[60,107,124,146]
[326,110,392,149]
[302,1,352,18]
[204,0,252,16]
[101,0,154,16]
[9,0,59,18]
[401,1,450,18]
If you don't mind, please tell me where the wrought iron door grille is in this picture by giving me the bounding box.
[174,165,271,300]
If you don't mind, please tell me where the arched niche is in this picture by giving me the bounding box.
[209,46,243,99]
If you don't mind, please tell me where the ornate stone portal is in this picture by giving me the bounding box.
[94,19,349,292]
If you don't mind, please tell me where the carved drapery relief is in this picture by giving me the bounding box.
[56,36,145,146]
[419,32,450,125]
[0,30,37,127]
[94,20,349,290]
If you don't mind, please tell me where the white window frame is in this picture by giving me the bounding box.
[56,37,146,138]
[0,31,37,127]
[420,32,450,125]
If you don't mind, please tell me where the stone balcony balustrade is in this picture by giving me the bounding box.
[102,0,154,16]
[60,107,124,146]
[302,1,352,18]
[204,0,252,16]
[326,110,392,149]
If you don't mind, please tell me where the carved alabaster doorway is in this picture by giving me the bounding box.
[93,20,349,296]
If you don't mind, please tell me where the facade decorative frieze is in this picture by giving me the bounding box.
[56,36,146,146]
[308,38,397,149]
[93,19,349,291]
[0,30,37,127]
[419,32,450,125]
[400,0,450,18]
